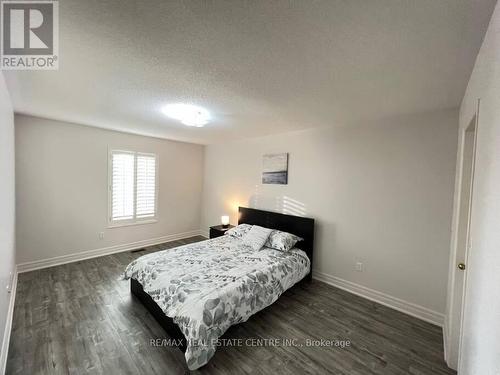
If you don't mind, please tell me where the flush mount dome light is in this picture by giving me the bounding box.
[162,103,210,127]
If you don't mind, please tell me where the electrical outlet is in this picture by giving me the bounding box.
[99,232,105,240]
[355,262,363,272]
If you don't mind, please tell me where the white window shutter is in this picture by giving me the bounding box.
[136,154,156,218]
[111,152,135,221]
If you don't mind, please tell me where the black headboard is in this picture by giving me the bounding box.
[238,207,315,280]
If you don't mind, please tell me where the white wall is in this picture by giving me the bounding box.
[0,74,15,369]
[451,2,500,373]
[202,109,458,317]
[15,115,204,265]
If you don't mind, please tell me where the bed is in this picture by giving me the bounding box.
[123,207,315,370]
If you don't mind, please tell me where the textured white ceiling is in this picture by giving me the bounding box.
[4,0,497,144]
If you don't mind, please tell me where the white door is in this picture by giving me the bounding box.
[445,101,479,369]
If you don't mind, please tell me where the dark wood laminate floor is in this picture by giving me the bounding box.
[7,236,455,375]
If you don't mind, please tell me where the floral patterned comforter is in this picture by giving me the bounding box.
[123,234,310,370]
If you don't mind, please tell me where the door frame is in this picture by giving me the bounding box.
[456,99,480,372]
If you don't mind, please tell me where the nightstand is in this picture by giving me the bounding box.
[209,225,235,239]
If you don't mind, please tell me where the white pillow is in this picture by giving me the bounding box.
[265,230,303,252]
[226,223,252,238]
[242,225,273,251]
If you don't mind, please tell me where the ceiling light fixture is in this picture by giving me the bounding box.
[162,103,210,127]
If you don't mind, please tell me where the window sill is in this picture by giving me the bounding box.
[108,219,158,228]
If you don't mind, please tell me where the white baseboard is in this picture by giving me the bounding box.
[0,267,18,375]
[17,230,203,273]
[313,270,444,327]
[443,318,449,363]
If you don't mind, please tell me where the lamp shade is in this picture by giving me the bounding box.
[221,215,230,226]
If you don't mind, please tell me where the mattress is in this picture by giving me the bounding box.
[123,234,310,370]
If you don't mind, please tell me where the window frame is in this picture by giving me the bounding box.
[107,149,159,228]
